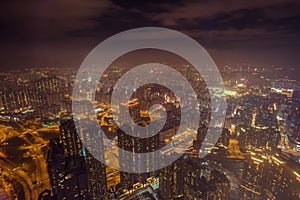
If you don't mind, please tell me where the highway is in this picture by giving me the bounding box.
[0,122,58,199]
[0,158,32,199]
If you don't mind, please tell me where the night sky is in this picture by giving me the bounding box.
[0,0,299,70]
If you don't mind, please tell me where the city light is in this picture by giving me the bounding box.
[0,1,300,199]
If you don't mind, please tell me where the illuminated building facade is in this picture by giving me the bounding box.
[240,152,300,200]
[117,125,159,189]
[31,76,65,116]
[159,155,184,200]
[0,76,66,114]
[236,101,280,152]
[159,155,230,200]
[240,153,266,199]
[0,85,31,112]
[238,126,280,151]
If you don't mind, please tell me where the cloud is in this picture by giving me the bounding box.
[151,0,299,27]
[0,0,299,69]
[0,0,115,42]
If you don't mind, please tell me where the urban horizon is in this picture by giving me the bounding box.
[1,1,300,200]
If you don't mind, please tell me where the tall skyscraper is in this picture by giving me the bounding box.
[59,116,83,157]
[46,138,90,200]
[117,125,159,189]
[159,154,230,200]
[159,154,184,200]
[47,115,107,199]
[240,151,300,200]
[240,153,266,200]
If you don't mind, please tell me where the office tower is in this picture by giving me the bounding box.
[233,102,254,129]
[193,126,230,152]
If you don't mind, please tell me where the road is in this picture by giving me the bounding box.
[0,122,58,199]
[0,158,32,199]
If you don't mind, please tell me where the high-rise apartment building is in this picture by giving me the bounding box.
[46,138,90,199]
[240,151,300,200]
[159,154,230,200]
[47,115,107,199]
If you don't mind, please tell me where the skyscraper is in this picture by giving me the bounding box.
[159,154,230,200]
[46,138,90,200]
[117,125,159,189]
[47,115,107,199]
[240,151,300,200]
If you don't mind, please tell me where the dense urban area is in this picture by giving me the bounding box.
[0,64,299,200]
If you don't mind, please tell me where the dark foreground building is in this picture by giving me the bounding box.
[159,154,230,200]
[45,115,107,199]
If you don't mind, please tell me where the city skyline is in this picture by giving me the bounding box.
[0,61,300,199]
[1,1,300,200]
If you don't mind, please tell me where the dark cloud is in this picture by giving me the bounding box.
[0,0,299,70]
[0,0,115,42]
[110,0,183,10]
